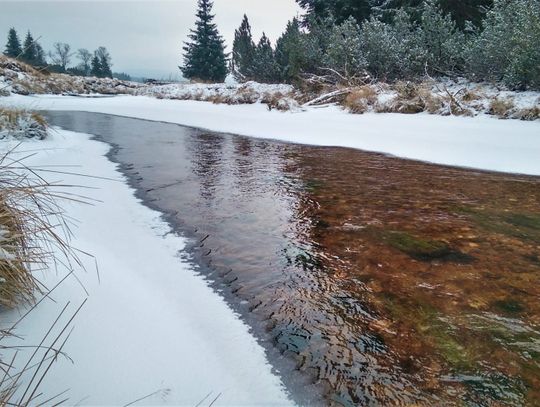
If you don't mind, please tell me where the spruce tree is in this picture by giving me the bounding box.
[275,18,304,83]
[34,43,46,66]
[252,33,280,83]
[21,31,37,65]
[181,0,228,82]
[4,28,22,58]
[90,55,102,77]
[96,47,113,78]
[232,14,256,81]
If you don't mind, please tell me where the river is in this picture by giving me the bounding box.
[45,111,540,406]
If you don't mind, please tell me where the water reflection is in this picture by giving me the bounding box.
[45,111,540,406]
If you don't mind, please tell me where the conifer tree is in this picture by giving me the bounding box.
[252,33,280,83]
[4,28,22,58]
[232,14,256,81]
[275,18,304,83]
[96,46,113,78]
[21,31,37,65]
[467,0,540,89]
[90,55,102,77]
[296,0,374,25]
[324,17,367,79]
[181,0,228,82]
[418,1,465,75]
[34,43,47,66]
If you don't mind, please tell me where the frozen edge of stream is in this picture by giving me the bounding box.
[3,94,540,176]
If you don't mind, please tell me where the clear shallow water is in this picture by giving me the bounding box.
[45,111,540,406]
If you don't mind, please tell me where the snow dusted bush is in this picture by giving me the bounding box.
[417,1,467,75]
[360,3,465,81]
[323,17,367,79]
[467,0,540,90]
[361,10,422,80]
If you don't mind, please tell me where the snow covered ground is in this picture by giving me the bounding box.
[1,129,291,406]
[3,94,540,176]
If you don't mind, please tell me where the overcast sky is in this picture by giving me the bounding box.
[0,0,302,78]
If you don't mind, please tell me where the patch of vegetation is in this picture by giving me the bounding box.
[304,179,324,193]
[523,253,540,265]
[505,214,540,231]
[314,218,330,229]
[456,206,540,244]
[381,293,477,371]
[493,298,525,315]
[381,230,473,263]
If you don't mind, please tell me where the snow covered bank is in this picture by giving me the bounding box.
[140,81,298,110]
[1,129,291,405]
[3,94,540,176]
[0,55,143,96]
[140,79,540,120]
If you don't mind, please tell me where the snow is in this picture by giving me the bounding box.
[1,129,291,406]
[3,94,540,176]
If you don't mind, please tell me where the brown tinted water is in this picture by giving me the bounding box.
[45,111,540,406]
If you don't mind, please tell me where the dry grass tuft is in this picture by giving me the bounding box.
[0,145,90,404]
[488,98,515,118]
[461,89,483,102]
[0,147,82,307]
[0,109,48,140]
[0,111,91,404]
[343,86,377,114]
[513,106,540,121]
[0,55,43,78]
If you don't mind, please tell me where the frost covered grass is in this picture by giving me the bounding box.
[0,139,81,307]
[0,108,48,140]
[0,111,92,404]
[139,80,299,110]
[309,79,540,120]
[138,78,540,119]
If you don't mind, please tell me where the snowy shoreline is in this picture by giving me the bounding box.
[1,128,292,405]
[2,93,540,176]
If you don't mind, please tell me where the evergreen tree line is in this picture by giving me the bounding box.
[232,0,540,89]
[294,0,494,29]
[3,28,115,79]
[181,0,539,90]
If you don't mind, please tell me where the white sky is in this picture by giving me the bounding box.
[0,0,302,78]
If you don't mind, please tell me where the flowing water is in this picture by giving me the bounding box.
[45,111,540,406]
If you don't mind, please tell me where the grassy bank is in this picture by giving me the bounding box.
[0,108,84,404]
